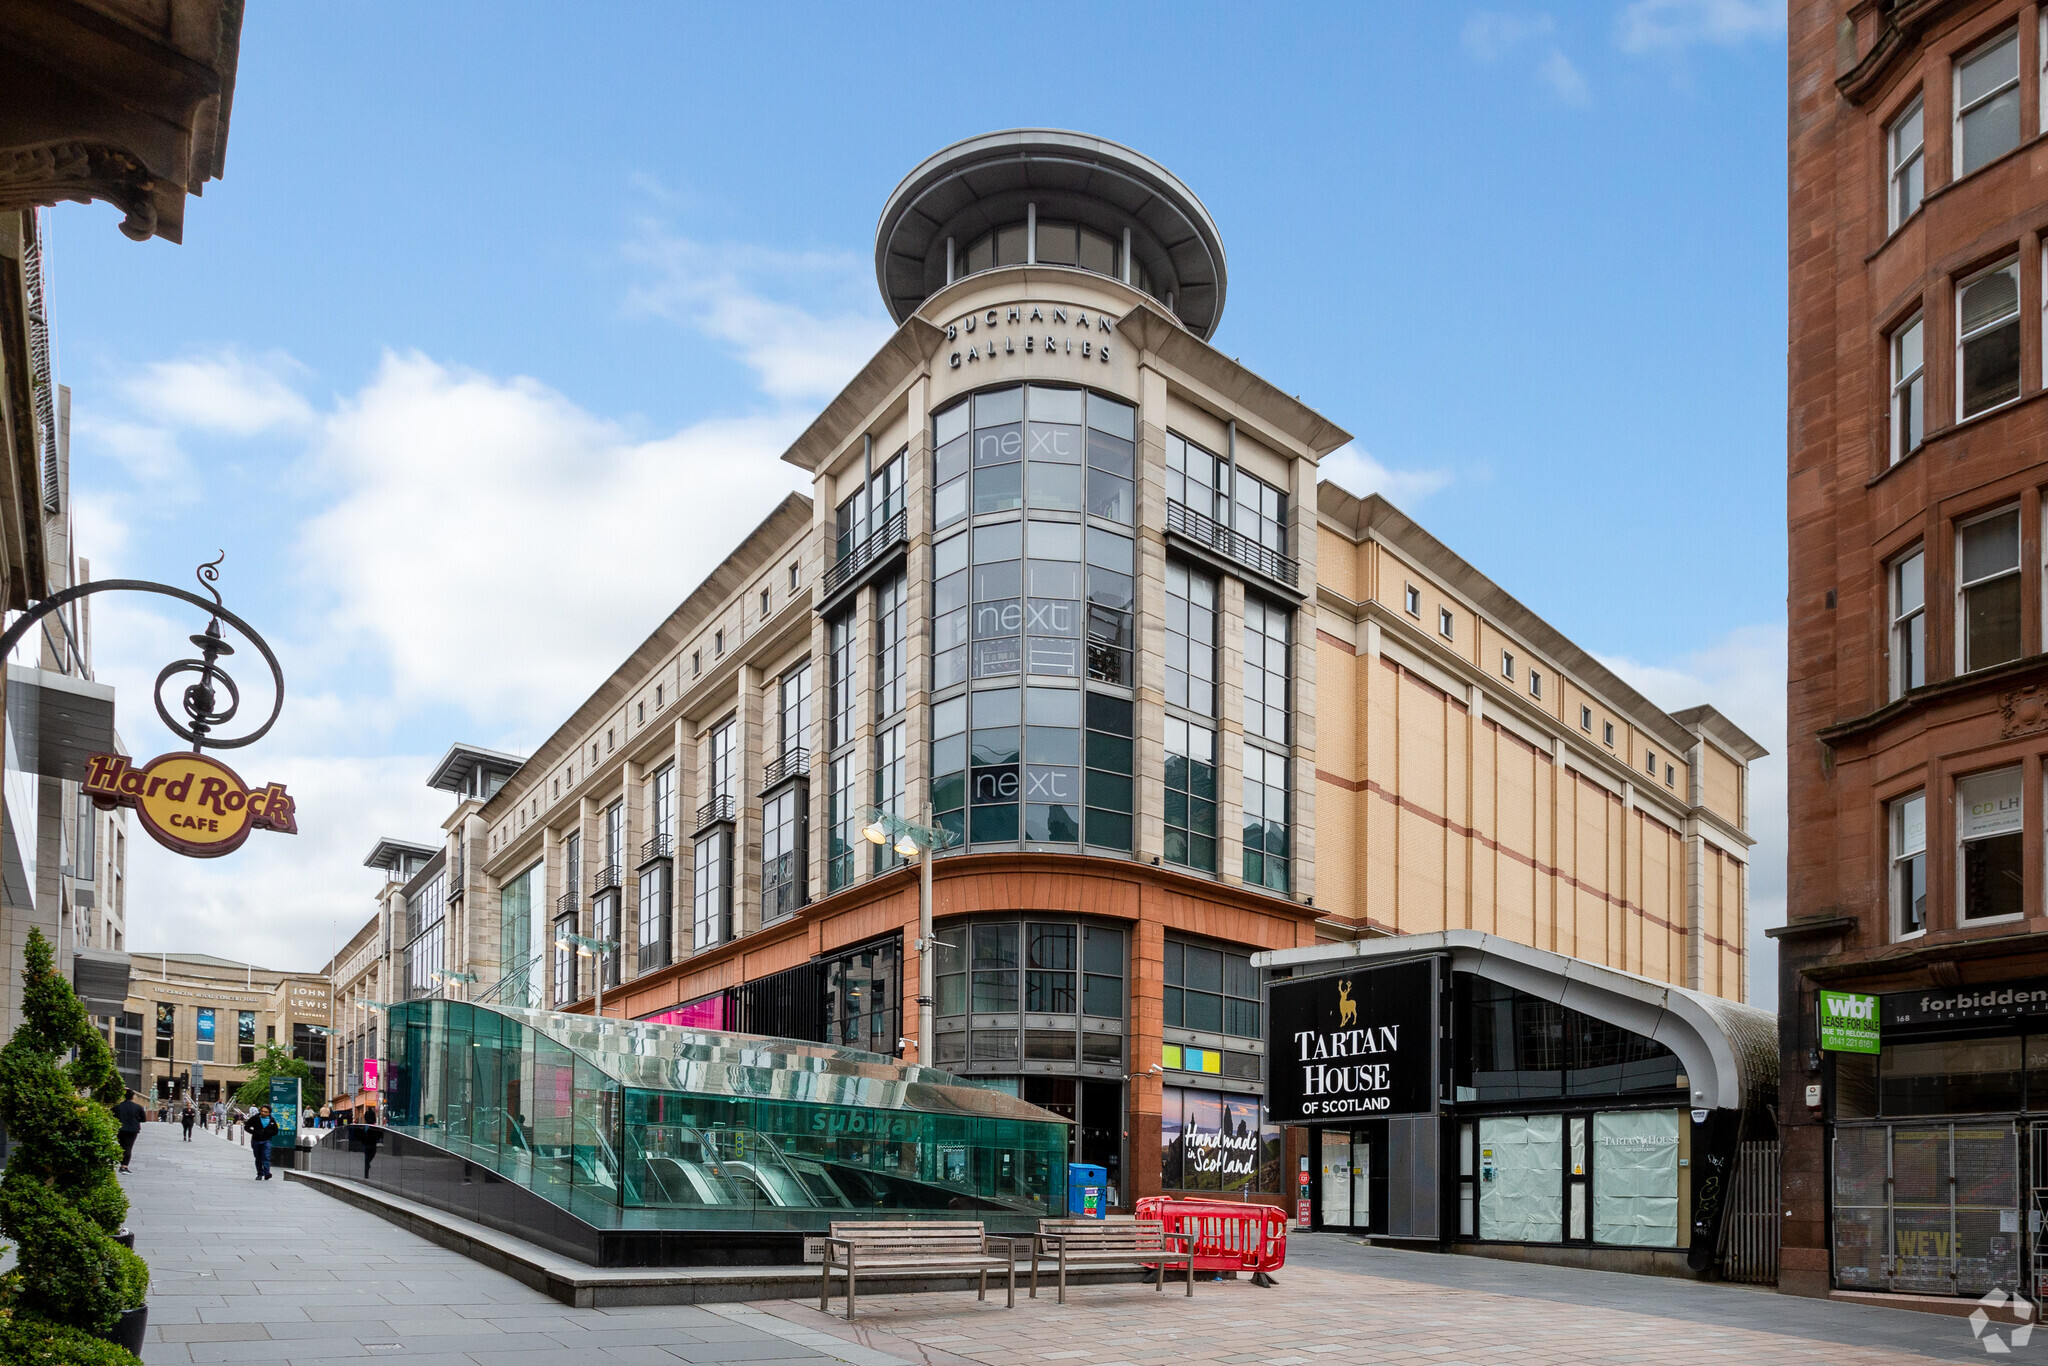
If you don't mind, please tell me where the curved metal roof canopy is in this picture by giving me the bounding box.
[875,129,1229,341]
[1253,931,1778,1113]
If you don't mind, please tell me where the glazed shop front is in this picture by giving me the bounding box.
[1827,980,2048,1297]
[1259,933,1777,1275]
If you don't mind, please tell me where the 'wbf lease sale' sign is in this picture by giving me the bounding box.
[1265,958,1437,1124]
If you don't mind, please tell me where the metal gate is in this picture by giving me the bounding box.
[1832,1121,2021,1295]
[1719,1139,1780,1284]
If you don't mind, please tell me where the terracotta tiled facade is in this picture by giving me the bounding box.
[1785,0,2048,1299]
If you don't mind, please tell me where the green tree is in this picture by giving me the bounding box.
[0,928,147,1363]
[231,1040,311,1109]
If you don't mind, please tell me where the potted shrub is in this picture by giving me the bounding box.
[0,928,149,1363]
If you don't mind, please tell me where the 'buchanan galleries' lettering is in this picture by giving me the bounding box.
[1294,1025,1401,1100]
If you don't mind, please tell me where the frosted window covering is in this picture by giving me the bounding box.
[1962,267,2020,335]
[1477,1115,1563,1241]
[1591,1110,1681,1246]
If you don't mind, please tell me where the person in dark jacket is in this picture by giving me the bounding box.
[111,1090,146,1172]
[244,1105,281,1180]
[180,1104,196,1141]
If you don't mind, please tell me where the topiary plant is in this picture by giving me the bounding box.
[0,927,147,1359]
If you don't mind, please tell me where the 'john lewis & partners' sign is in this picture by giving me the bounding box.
[1265,958,1436,1124]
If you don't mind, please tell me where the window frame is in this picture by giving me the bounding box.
[1955,504,2023,673]
[1955,765,2025,925]
[1439,608,1454,640]
[1501,650,1515,681]
[1890,788,1928,940]
[1404,583,1421,617]
[1956,256,2022,422]
[1954,26,2022,181]
[1887,92,1925,232]
[1889,545,1926,699]
[1890,312,1924,464]
[1529,668,1543,700]
[1580,706,1592,732]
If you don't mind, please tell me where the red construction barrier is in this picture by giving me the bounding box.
[1134,1196,1288,1275]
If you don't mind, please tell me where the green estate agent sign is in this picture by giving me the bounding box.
[1820,991,1881,1053]
[270,1076,301,1148]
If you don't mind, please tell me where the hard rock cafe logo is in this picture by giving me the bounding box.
[84,751,297,858]
[947,303,1116,369]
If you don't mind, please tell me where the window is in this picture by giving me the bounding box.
[760,588,771,619]
[1163,937,1262,1038]
[828,612,857,749]
[1665,763,1675,788]
[650,764,674,842]
[238,1010,255,1066]
[639,857,672,969]
[1891,314,1924,462]
[823,935,902,1055]
[606,728,615,752]
[604,800,624,870]
[1165,563,1217,714]
[1957,766,2023,921]
[1501,651,1515,681]
[762,785,806,919]
[1404,584,1420,616]
[1891,790,1927,938]
[655,683,663,709]
[1242,743,1290,892]
[873,723,905,870]
[691,829,730,950]
[636,701,645,725]
[1888,95,1924,230]
[1164,717,1218,873]
[1956,28,2020,177]
[1958,507,2021,671]
[1439,608,1454,639]
[1234,468,1288,558]
[789,562,800,592]
[1581,706,1592,732]
[714,629,724,656]
[1603,721,1615,747]
[1243,598,1289,743]
[827,755,856,892]
[875,572,907,721]
[552,912,576,1006]
[707,718,735,804]
[1890,548,1925,697]
[1529,669,1543,700]
[195,1007,214,1062]
[1646,750,1656,776]
[779,662,812,756]
[692,650,700,676]
[1958,259,2021,418]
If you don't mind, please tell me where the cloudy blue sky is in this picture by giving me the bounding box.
[41,2,1790,1001]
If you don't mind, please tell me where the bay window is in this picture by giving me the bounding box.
[1890,790,1926,939]
[1890,314,1923,462]
[1890,547,1924,697]
[1958,507,2021,671]
[1887,94,1924,230]
[1957,766,2023,922]
[1958,259,2020,419]
[1956,28,2021,178]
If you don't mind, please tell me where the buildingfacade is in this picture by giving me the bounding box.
[119,953,331,1106]
[366,132,1762,1225]
[1783,0,2048,1300]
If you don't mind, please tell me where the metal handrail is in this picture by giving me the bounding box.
[592,863,623,893]
[763,747,810,785]
[555,891,579,916]
[640,833,673,864]
[1166,499,1299,588]
[823,508,908,596]
[696,793,736,833]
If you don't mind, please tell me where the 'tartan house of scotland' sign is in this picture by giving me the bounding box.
[1266,958,1438,1124]
[84,751,296,858]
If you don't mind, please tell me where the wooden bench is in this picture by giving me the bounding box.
[1031,1217,1195,1304]
[818,1220,1023,1320]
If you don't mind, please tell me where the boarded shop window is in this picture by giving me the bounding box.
[1477,1115,1563,1241]
[1590,1111,1680,1246]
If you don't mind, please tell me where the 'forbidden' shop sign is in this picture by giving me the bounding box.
[1265,958,1436,1124]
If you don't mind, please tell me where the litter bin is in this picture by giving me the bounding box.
[1067,1163,1108,1219]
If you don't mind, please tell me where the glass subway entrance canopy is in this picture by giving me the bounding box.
[376,1000,1070,1239]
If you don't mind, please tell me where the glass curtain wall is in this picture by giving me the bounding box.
[498,862,541,1008]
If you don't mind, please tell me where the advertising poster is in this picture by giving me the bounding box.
[1819,990,1880,1053]
[270,1076,301,1148]
[362,1058,380,1092]
[1265,957,1437,1125]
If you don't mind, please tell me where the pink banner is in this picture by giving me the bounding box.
[362,1058,380,1092]
[642,996,728,1030]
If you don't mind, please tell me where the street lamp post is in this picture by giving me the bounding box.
[860,806,953,1064]
[554,932,619,1019]
[431,969,478,1000]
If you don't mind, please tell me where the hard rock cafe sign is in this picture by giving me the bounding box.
[84,751,297,858]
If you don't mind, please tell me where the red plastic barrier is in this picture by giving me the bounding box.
[1134,1196,1288,1274]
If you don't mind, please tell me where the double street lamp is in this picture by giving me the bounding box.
[431,969,477,999]
[859,806,953,1064]
[554,932,620,1020]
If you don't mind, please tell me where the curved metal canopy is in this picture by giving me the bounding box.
[875,129,1228,340]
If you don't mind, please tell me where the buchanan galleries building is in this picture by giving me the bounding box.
[353,131,1774,1275]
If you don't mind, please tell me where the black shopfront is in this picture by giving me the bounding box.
[1269,953,1754,1268]
[1827,978,2048,1297]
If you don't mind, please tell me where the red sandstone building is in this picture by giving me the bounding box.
[1784,0,2048,1301]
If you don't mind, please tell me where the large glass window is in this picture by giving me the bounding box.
[1890,547,1924,697]
[762,785,805,919]
[404,870,447,999]
[1166,563,1217,714]
[1162,937,1260,1039]
[1242,744,1290,892]
[691,830,730,949]
[827,755,855,892]
[603,801,624,872]
[552,912,577,1006]
[195,1007,215,1062]
[873,722,905,870]
[649,764,674,843]
[1235,469,1288,559]
[1958,259,2021,419]
[1084,692,1133,851]
[1956,28,2021,178]
[638,861,672,969]
[828,613,856,748]
[1244,597,1290,743]
[875,572,907,720]
[1455,974,1682,1100]
[706,718,736,805]
[1165,433,1229,522]
[823,935,900,1055]
[956,218,1157,299]
[779,662,812,756]
[1891,314,1923,463]
[1164,717,1218,873]
[1890,790,1927,939]
[931,917,1127,1075]
[1958,507,2021,671]
[1957,766,2023,921]
[1888,94,1924,230]
[827,609,857,893]
[498,861,540,1007]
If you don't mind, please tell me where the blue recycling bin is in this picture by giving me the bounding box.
[1067,1163,1108,1219]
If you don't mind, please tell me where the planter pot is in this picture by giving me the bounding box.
[100,1305,146,1355]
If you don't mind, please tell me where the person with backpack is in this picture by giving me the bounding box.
[111,1089,146,1172]
[244,1104,281,1179]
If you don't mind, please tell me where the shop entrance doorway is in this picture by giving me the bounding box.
[1316,1127,1378,1232]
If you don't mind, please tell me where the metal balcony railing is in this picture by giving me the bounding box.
[555,891,579,917]
[822,509,908,598]
[592,862,623,894]
[763,747,810,786]
[447,849,465,898]
[640,833,673,866]
[696,793,736,834]
[1166,499,1299,589]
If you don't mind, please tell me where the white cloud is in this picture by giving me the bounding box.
[623,231,893,405]
[1320,445,1453,506]
[1539,48,1591,104]
[1597,624,1786,1009]
[1462,10,1588,103]
[299,351,808,731]
[71,414,189,485]
[1617,0,1784,54]
[119,349,313,435]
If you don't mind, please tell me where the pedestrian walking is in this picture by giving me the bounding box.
[112,1089,145,1172]
[180,1103,196,1141]
[244,1105,280,1180]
